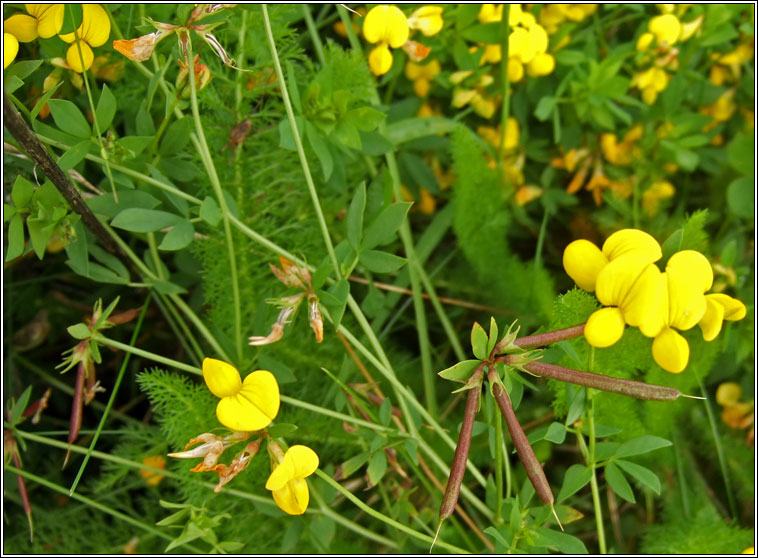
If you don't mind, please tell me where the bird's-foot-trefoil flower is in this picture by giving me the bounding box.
[58,5,111,72]
[203,358,280,431]
[4,4,65,68]
[168,430,260,492]
[715,382,754,445]
[405,59,441,98]
[265,441,319,515]
[249,257,324,346]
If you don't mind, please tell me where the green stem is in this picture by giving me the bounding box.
[302,4,326,66]
[697,373,737,519]
[186,38,243,365]
[94,335,201,374]
[69,293,152,496]
[153,292,204,366]
[503,435,513,499]
[314,469,470,554]
[147,232,165,279]
[6,464,202,553]
[261,4,340,277]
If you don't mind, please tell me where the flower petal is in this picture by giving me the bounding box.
[666,250,713,293]
[698,295,725,341]
[563,239,608,292]
[601,229,661,262]
[4,14,39,42]
[271,478,309,515]
[652,327,689,373]
[239,370,280,422]
[363,5,409,48]
[715,382,742,406]
[286,445,320,479]
[203,358,242,398]
[215,370,279,432]
[595,254,651,307]
[265,452,296,491]
[368,43,393,76]
[407,6,443,37]
[585,307,625,348]
[79,4,110,47]
[707,293,746,321]
[66,42,94,72]
[4,33,19,69]
[621,263,666,336]
[665,270,707,331]
[32,4,64,38]
[649,14,681,45]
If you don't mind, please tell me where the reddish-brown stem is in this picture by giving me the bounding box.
[513,323,586,349]
[510,359,681,401]
[64,362,86,468]
[439,368,483,521]
[12,451,33,541]
[489,369,554,508]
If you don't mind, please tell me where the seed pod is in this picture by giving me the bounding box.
[64,361,86,468]
[439,368,482,522]
[489,369,555,508]
[514,324,586,349]
[521,360,681,401]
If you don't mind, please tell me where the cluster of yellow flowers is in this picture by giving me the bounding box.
[362,5,443,76]
[716,382,754,446]
[632,6,703,104]
[553,145,632,206]
[4,4,110,71]
[563,229,746,373]
[538,4,597,35]
[170,358,319,516]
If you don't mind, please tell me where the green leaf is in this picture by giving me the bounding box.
[64,221,88,277]
[345,106,386,131]
[160,117,193,154]
[111,209,182,233]
[67,323,92,340]
[605,461,635,503]
[565,385,586,426]
[615,459,661,494]
[116,136,154,159]
[306,122,333,181]
[57,140,92,172]
[136,101,155,136]
[727,177,754,219]
[48,99,91,139]
[11,176,35,208]
[10,386,33,427]
[483,526,510,548]
[323,278,349,327]
[346,182,366,251]
[557,464,593,503]
[545,421,567,443]
[471,321,489,360]
[675,148,699,171]
[87,191,161,218]
[614,435,672,459]
[4,60,43,84]
[534,527,588,554]
[367,450,388,486]
[359,250,407,273]
[378,399,392,426]
[461,21,501,43]
[361,202,412,250]
[286,60,301,113]
[385,117,459,144]
[438,359,480,383]
[158,219,195,251]
[534,96,556,121]
[487,317,499,356]
[199,196,221,226]
[95,84,117,132]
[341,451,371,478]
[727,133,754,177]
[26,216,53,259]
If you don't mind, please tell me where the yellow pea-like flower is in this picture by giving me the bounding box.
[698,293,747,341]
[363,5,409,48]
[563,239,610,292]
[407,6,444,37]
[25,4,65,38]
[649,13,682,46]
[4,14,40,42]
[652,326,689,373]
[368,43,394,76]
[265,445,319,515]
[526,52,555,77]
[4,33,19,69]
[202,358,280,432]
[585,306,626,348]
[59,4,111,72]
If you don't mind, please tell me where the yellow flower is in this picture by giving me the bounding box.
[363,5,409,76]
[478,4,503,23]
[641,180,675,216]
[514,185,543,205]
[601,125,643,166]
[140,455,167,486]
[265,444,319,515]
[407,6,443,37]
[715,383,754,432]
[698,293,747,341]
[202,358,280,432]
[539,4,597,34]
[4,5,64,41]
[632,66,669,104]
[4,33,19,69]
[742,548,755,555]
[59,4,111,72]
[648,251,713,373]
[405,59,441,98]
[649,14,681,46]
